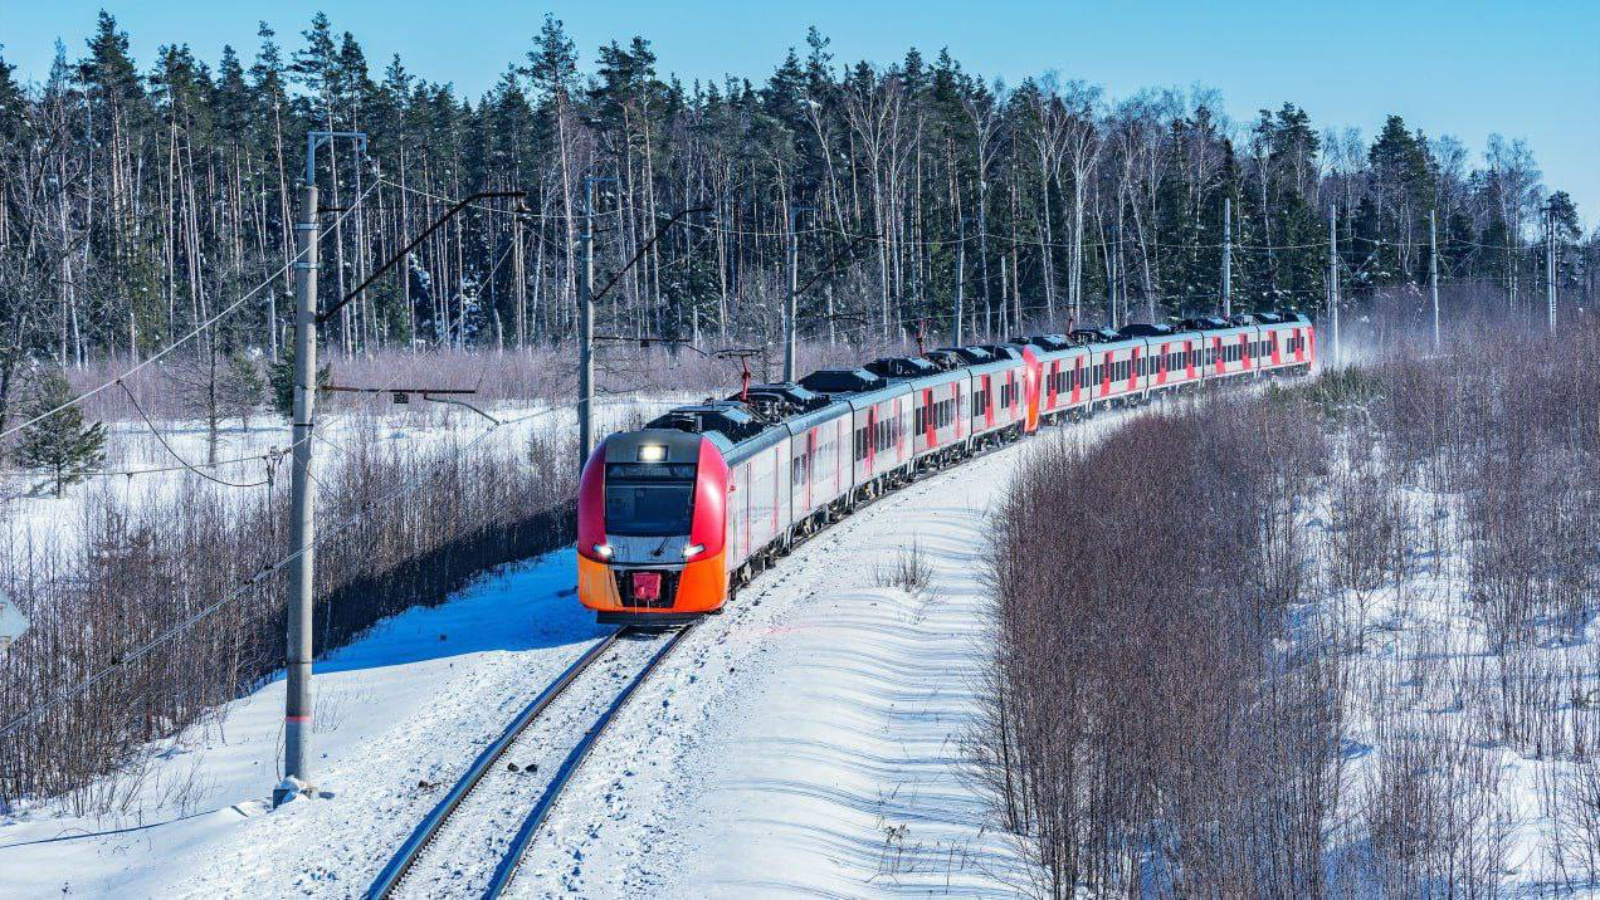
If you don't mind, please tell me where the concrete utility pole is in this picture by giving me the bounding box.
[1222,197,1232,318]
[784,205,814,383]
[1430,210,1441,350]
[577,178,595,469]
[1328,203,1340,368]
[577,176,604,469]
[278,131,363,808]
[281,180,319,807]
[953,217,967,347]
[1546,202,1558,333]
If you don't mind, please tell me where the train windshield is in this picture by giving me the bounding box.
[604,464,695,536]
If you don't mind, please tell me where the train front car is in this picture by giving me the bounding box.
[577,430,730,626]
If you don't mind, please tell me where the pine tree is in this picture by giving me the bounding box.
[268,342,332,419]
[15,370,107,496]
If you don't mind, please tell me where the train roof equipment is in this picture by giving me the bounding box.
[732,382,833,420]
[645,402,765,444]
[864,356,940,380]
[1180,316,1235,331]
[939,346,997,364]
[978,344,1023,360]
[1010,334,1074,351]
[1117,323,1175,338]
[798,368,889,395]
[1069,327,1122,345]
[920,349,969,370]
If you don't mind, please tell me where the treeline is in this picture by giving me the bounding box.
[2,11,1595,424]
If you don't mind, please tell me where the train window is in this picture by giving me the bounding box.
[604,478,694,537]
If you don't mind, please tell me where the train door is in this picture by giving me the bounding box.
[772,443,788,543]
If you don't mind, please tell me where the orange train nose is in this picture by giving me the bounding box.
[578,551,728,618]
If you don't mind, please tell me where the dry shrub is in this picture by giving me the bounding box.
[875,541,932,595]
[974,394,1332,898]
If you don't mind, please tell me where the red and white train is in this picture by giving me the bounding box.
[578,313,1315,624]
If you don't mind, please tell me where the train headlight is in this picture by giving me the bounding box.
[637,444,666,463]
[682,543,705,560]
[592,542,614,559]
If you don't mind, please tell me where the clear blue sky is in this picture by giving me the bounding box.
[6,1,1597,229]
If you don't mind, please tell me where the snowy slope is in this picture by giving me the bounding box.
[1,409,1123,899]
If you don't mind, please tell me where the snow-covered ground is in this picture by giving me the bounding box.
[2,405,1108,898]
[1312,453,1600,894]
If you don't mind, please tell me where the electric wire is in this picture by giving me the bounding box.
[115,380,277,489]
[0,180,382,446]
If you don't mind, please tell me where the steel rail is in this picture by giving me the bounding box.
[365,627,627,899]
[482,622,698,898]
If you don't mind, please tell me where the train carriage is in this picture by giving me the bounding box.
[1183,316,1261,380]
[1273,312,1315,372]
[861,356,971,469]
[798,369,916,497]
[946,346,1030,442]
[1250,312,1297,375]
[1152,331,1204,393]
[1074,331,1148,408]
[739,383,853,534]
[1012,335,1091,423]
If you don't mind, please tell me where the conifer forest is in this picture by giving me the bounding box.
[1,12,1594,432]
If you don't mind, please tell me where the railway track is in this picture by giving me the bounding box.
[365,623,697,899]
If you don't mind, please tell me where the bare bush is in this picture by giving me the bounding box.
[875,541,932,596]
[974,394,1333,898]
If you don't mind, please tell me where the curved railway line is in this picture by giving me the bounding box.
[365,623,697,899]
